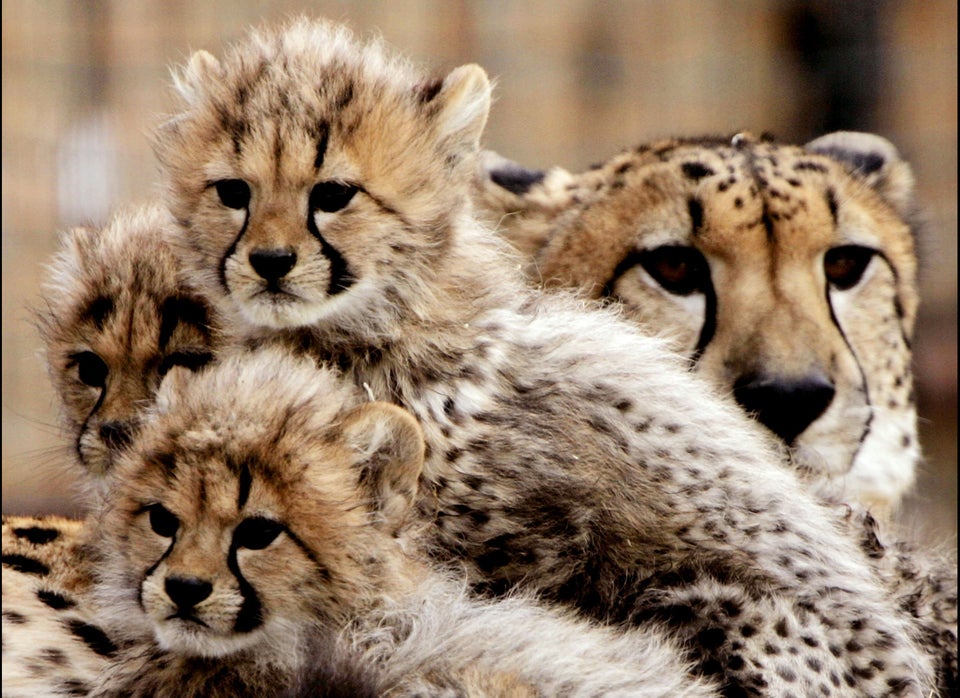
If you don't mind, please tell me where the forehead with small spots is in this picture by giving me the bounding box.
[609,137,848,255]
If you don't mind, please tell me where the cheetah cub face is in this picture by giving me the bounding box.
[36,205,217,479]
[96,347,423,660]
[155,18,491,334]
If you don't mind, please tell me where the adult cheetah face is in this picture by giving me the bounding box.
[155,21,491,333]
[483,132,920,512]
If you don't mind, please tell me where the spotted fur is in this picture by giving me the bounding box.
[156,18,936,695]
[478,132,921,518]
[89,348,717,697]
[2,515,109,697]
[35,204,219,491]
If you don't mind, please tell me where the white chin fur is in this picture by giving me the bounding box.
[154,620,263,658]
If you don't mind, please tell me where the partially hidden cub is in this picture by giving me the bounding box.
[155,17,936,695]
[88,347,717,698]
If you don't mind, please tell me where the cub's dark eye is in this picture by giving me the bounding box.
[233,517,284,550]
[310,181,358,213]
[148,504,179,538]
[637,245,710,296]
[214,179,251,209]
[69,351,108,388]
[824,245,876,290]
[158,350,214,378]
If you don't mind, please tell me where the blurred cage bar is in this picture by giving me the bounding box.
[3,0,956,540]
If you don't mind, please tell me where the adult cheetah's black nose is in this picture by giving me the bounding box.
[249,248,297,282]
[165,576,213,612]
[732,372,836,445]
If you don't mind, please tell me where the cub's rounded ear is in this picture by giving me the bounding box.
[171,49,223,105]
[424,63,492,152]
[805,131,916,218]
[339,402,425,527]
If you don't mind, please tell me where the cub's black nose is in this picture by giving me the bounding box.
[165,576,213,611]
[733,373,836,445]
[249,248,297,282]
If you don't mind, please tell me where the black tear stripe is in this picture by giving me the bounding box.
[306,209,355,296]
[140,532,177,612]
[688,197,705,236]
[690,283,717,366]
[2,553,49,576]
[64,619,118,658]
[823,280,872,466]
[218,209,251,293]
[12,526,61,545]
[228,545,263,633]
[83,296,115,331]
[826,187,839,224]
[314,122,330,170]
[158,295,212,350]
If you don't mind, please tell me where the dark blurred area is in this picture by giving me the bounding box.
[3,1,955,543]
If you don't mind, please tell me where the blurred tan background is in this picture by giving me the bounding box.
[3,1,955,545]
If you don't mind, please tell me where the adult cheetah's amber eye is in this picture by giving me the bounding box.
[310,181,358,213]
[638,245,710,296]
[214,179,251,209]
[233,517,284,550]
[824,245,876,290]
[69,351,108,388]
[148,504,180,538]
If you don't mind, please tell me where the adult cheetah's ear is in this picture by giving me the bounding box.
[171,49,223,105]
[805,131,916,218]
[424,64,492,152]
[339,402,425,527]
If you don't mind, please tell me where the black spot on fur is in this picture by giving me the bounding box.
[314,122,330,169]
[682,162,716,180]
[41,647,68,665]
[37,589,75,610]
[3,610,27,624]
[698,627,728,650]
[2,553,49,576]
[794,160,828,174]
[490,164,546,195]
[65,619,117,657]
[12,526,61,545]
[159,295,211,350]
[83,296,114,331]
[334,83,355,111]
[60,679,90,696]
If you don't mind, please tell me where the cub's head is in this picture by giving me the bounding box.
[96,347,425,660]
[482,132,921,513]
[36,205,218,480]
[154,17,492,334]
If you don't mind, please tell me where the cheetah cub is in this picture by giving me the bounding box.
[4,205,222,697]
[89,347,717,698]
[156,17,935,694]
[35,204,219,492]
